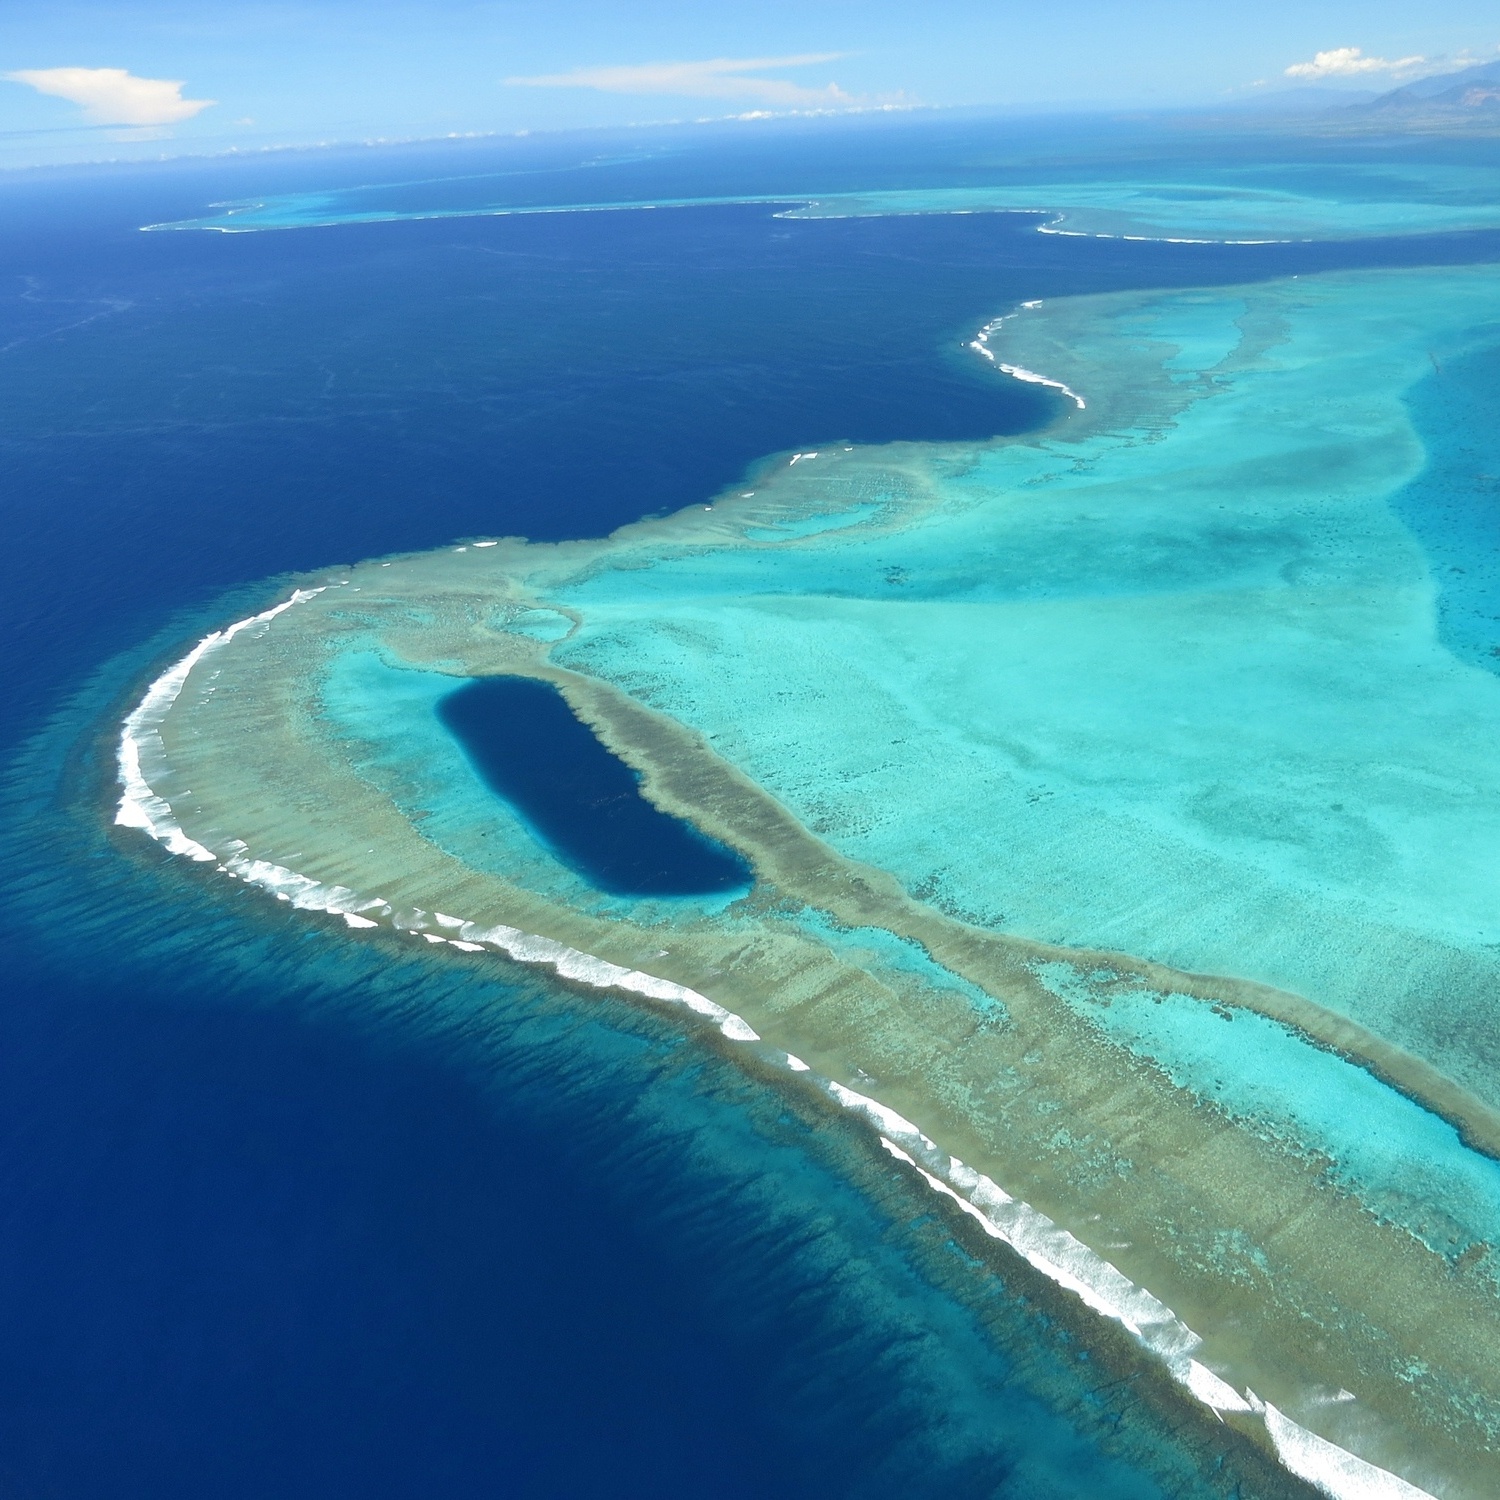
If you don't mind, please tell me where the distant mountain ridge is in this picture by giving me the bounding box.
[1361,58,1500,115]
[1192,61,1500,130]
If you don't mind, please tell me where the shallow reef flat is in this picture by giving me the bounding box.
[774,165,1500,241]
[150,160,1500,241]
[120,262,1500,1498]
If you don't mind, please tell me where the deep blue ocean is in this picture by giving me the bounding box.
[438,676,754,895]
[4,119,1500,1499]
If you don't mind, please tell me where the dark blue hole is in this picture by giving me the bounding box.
[437,675,753,898]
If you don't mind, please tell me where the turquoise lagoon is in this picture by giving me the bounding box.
[117,154,1500,1495]
[545,264,1500,1121]
[508,257,1500,1423]
[321,648,751,922]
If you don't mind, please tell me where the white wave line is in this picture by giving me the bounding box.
[968,305,1086,409]
[116,589,1436,1500]
[1034,224,1288,246]
[116,587,330,861]
[147,193,1294,248]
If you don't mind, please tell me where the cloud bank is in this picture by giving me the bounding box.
[1284,47,1428,80]
[508,53,854,107]
[5,67,215,125]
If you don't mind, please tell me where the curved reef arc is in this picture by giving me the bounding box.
[111,263,1500,1498]
[145,162,1500,243]
[119,587,1429,1500]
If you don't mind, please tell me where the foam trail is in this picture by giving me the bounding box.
[968,306,1086,409]
[1263,1406,1435,1500]
[115,590,1438,1500]
[1035,224,1288,246]
[116,588,329,859]
[453,919,760,1041]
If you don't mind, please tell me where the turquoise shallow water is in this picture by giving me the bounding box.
[522,262,1500,1278]
[31,128,1500,1500]
[775,166,1500,240]
[1035,963,1500,1269]
[322,649,747,923]
[154,161,1500,242]
[15,141,1361,1498]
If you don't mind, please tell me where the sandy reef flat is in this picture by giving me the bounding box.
[152,160,1500,242]
[120,261,1500,1499]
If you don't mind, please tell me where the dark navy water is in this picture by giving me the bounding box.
[2,724,1175,1500]
[438,676,752,896]
[3,120,1500,1499]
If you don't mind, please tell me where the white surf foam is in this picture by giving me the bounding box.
[116,588,329,861]
[1035,223,1289,246]
[1263,1405,1436,1500]
[968,308,1087,409]
[115,588,1439,1500]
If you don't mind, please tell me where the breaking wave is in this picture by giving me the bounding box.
[116,588,1435,1500]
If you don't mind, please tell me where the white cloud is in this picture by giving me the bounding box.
[5,67,215,125]
[507,53,854,107]
[1284,47,1428,80]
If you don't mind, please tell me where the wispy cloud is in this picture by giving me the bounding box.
[507,53,855,107]
[5,67,215,126]
[1284,47,1429,81]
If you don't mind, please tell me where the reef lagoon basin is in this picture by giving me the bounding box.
[9,103,1500,1500]
[117,162,1500,1496]
[436,675,753,897]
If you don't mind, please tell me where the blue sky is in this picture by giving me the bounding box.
[1,0,1497,169]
